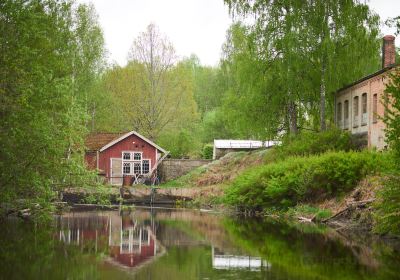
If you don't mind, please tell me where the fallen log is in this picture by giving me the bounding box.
[322,199,375,223]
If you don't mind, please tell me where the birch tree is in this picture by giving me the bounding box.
[127,24,194,140]
[224,0,380,132]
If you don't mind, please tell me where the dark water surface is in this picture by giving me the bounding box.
[1,207,400,280]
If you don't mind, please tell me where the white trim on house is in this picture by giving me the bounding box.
[121,151,151,176]
[142,159,151,175]
[99,130,167,154]
[110,157,122,186]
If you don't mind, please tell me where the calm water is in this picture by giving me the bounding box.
[1,207,400,280]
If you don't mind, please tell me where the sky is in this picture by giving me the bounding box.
[77,0,400,67]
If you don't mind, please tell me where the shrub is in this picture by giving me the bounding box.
[374,174,400,235]
[383,68,400,161]
[224,151,386,209]
[202,144,213,159]
[266,129,354,163]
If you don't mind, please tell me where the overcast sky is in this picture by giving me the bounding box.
[77,0,400,67]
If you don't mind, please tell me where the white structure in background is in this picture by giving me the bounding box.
[213,139,281,160]
[212,247,270,271]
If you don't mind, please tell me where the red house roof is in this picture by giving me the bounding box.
[85,132,126,151]
[85,131,167,154]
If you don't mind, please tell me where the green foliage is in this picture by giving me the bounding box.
[81,185,113,205]
[224,151,386,209]
[96,25,200,141]
[0,0,106,203]
[202,144,213,160]
[161,165,208,188]
[224,0,380,132]
[222,217,399,280]
[287,204,332,221]
[157,129,202,158]
[383,68,400,161]
[276,129,354,158]
[199,109,235,143]
[373,67,400,235]
[374,175,400,235]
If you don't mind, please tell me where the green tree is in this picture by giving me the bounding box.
[0,0,106,203]
[72,3,107,131]
[126,24,199,140]
[224,0,380,132]
[383,69,400,159]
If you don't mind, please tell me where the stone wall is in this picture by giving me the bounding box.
[159,159,211,182]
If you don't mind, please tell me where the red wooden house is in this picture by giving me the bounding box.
[84,131,167,185]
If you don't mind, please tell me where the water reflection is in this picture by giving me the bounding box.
[57,211,162,269]
[1,207,400,280]
[212,247,270,271]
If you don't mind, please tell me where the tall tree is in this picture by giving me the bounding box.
[224,0,380,132]
[72,3,106,131]
[0,0,106,202]
[126,24,197,140]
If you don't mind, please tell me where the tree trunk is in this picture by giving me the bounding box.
[320,60,326,131]
[288,101,298,134]
[91,103,96,132]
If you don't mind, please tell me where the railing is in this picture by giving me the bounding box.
[227,141,263,149]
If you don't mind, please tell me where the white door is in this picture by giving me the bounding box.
[110,158,122,186]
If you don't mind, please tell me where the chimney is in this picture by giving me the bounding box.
[382,35,396,68]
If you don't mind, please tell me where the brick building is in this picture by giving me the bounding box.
[334,35,397,149]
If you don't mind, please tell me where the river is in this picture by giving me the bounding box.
[0,207,399,279]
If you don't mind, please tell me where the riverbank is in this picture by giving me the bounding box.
[156,130,399,237]
[3,131,397,238]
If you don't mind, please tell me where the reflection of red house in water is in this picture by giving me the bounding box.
[57,212,159,269]
[109,215,157,267]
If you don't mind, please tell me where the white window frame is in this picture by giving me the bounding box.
[122,151,131,160]
[121,151,151,175]
[123,162,131,175]
[133,152,142,161]
[142,159,151,175]
[133,162,141,174]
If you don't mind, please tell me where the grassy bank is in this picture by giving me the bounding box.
[160,130,400,235]
[224,150,388,210]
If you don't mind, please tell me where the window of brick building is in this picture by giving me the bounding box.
[362,93,368,125]
[373,94,378,123]
[353,96,359,127]
[337,102,342,126]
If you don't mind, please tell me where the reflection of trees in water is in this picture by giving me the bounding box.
[54,208,400,279]
[0,220,104,279]
[4,208,400,279]
[223,218,400,280]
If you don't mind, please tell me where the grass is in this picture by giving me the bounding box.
[161,165,208,188]
[224,150,389,210]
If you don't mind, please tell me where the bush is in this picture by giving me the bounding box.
[224,151,386,209]
[202,144,213,159]
[374,174,400,235]
[265,129,354,164]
